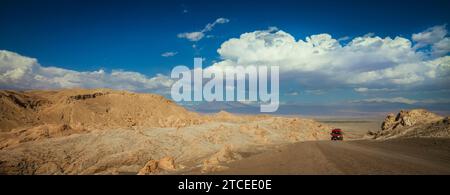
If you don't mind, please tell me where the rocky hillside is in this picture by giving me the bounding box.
[0,89,331,174]
[0,89,207,150]
[368,109,450,139]
[0,89,201,132]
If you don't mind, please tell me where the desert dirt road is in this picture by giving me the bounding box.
[209,138,450,175]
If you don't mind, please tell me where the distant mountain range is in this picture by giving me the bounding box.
[185,101,450,117]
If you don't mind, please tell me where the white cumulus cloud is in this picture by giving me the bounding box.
[0,50,174,92]
[412,25,450,57]
[412,25,447,46]
[209,25,450,90]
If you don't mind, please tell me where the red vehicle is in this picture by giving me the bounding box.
[330,129,344,141]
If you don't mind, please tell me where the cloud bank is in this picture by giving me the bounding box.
[351,97,450,105]
[0,50,173,93]
[210,25,450,90]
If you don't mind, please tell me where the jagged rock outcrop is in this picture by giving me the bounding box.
[381,109,442,131]
[137,160,159,175]
[158,156,177,170]
[370,109,449,139]
[201,145,243,173]
[68,92,107,101]
[381,113,397,130]
[204,145,242,165]
[137,157,177,175]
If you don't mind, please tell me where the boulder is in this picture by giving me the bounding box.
[137,159,159,175]
[137,156,177,175]
[158,156,176,170]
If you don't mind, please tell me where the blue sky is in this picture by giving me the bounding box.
[1,0,450,115]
